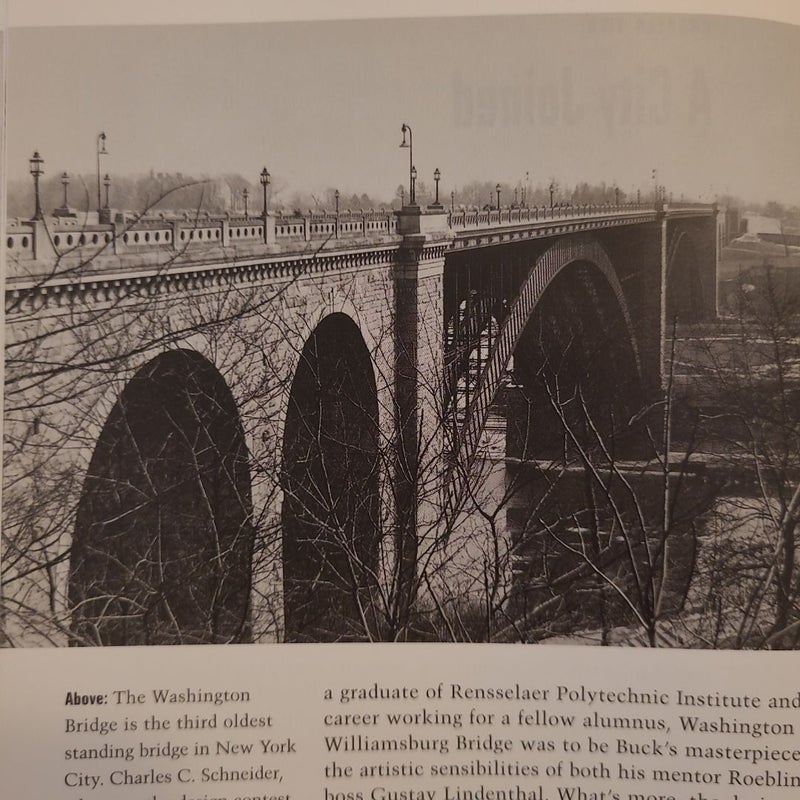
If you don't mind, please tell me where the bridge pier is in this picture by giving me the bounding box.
[393,207,451,632]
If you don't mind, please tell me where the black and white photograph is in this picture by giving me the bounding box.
[3,5,800,649]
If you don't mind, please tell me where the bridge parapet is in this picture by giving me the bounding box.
[5,201,716,288]
[446,201,716,231]
[5,208,401,283]
[448,201,653,230]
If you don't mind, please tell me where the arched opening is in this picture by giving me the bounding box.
[511,260,642,461]
[666,233,704,323]
[281,314,381,642]
[506,260,650,636]
[69,350,254,646]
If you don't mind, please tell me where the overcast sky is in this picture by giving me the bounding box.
[6,13,800,205]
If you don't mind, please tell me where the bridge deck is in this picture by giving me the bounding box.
[6,202,715,292]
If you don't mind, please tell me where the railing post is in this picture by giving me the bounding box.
[30,219,57,262]
[169,220,180,252]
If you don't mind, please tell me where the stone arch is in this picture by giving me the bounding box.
[280,313,381,641]
[270,292,385,472]
[69,349,254,646]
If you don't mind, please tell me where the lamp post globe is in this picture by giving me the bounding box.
[96,132,108,214]
[260,167,271,242]
[61,171,70,209]
[399,123,414,205]
[29,150,44,221]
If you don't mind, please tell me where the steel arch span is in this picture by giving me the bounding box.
[445,234,641,514]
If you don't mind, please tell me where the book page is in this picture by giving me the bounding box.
[3,2,800,799]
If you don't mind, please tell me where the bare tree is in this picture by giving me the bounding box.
[684,265,800,648]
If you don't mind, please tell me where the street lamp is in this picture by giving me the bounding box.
[243,187,249,217]
[614,185,620,207]
[334,189,340,215]
[96,132,108,214]
[496,183,501,210]
[450,191,455,212]
[433,168,441,206]
[29,151,44,220]
[399,123,415,205]
[60,171,69,210]
[410,165,417,204]
[103,174,111,209]
[260,166,271,242]
[549,181,555,209]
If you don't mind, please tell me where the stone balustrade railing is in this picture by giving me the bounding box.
[446,201,656,230]
[5,200,714,274]
[4,209,400,268]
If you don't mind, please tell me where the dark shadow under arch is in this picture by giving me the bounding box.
[281,314,381,642]
[507,261,666,634]
[666,231,705,323]
[69,350,254,646]
[511,259,643,460]
[444,235,642,509]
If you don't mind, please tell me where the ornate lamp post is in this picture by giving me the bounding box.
[96,132,108,214]
[243,187,249,217]
[549,181,555,209]
[334,189,340,215]
[61,171,69,210]
[614,185,620,207]
[450,191,455,212]
[399,123,415,205]
[495,183,501,210]
[410,166,417,205]
[260,166,271,242]
[103,174,111,208]
[433,168,441,206]
[29,151,44,220]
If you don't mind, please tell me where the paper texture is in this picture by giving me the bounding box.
[2,2,800,798]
